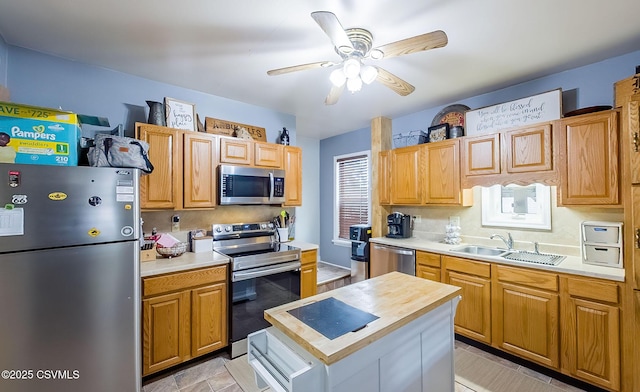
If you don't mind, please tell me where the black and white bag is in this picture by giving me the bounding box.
[88,134,154,174]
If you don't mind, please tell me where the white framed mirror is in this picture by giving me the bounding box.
[481,184,551,230]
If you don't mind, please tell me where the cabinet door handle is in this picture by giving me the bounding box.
[636,228,640,248]
[634,132,640,152]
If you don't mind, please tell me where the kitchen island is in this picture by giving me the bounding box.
[248,271,462,392]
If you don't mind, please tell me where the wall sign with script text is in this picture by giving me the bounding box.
[465,89,562,136]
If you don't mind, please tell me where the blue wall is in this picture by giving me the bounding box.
[319,49,640,268]
[319,126,371,266]
[0,35,7,86]
[6,46,295,143]
[391,50,640,137]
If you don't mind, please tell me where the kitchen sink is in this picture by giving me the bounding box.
[449,245,566,266]
[502,251,565,266]
[449,245,510,257]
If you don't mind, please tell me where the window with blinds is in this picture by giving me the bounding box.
[335,152,370,240]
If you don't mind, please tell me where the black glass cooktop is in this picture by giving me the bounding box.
[287,297,379,340]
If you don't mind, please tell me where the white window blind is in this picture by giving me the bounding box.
[336,153,370,240]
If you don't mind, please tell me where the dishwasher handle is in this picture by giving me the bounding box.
[373,244,415,256]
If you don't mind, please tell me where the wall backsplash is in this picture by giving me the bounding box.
[141,206,294,236]
[391,187,623,256]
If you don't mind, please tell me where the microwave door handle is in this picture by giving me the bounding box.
[269,172,275,200]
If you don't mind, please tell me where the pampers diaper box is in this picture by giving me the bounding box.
[0,101,84,166]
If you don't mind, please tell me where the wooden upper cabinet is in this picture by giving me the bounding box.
[137,124,217,210]
[183,132,216,209]
[505,124,553,173]
[391,145,423,204]
[254,142,283,168]
[137,124,180,209]
[219,136,252,165]
[378,150,391,205]
[462,133,501,177]
[425,139,471,205]
[558,110,619,205]
[283,146,302,206]
[462,123,557,188]
[625,99,640,184]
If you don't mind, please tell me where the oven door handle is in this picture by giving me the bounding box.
[233,261,301,282]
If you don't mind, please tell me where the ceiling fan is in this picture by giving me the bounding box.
[267,11,448,105]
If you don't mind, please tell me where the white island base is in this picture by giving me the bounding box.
[248,296,461,392]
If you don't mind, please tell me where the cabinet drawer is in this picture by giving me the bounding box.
[566,277,619,304]
[496,264,558,291]
[443,256,491,278]
[301,249,317,266]
[143,266,227,297]
[417,251,441,268]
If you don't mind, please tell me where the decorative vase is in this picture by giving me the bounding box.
[146,101,166,126]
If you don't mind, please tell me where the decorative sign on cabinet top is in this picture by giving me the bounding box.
[465,89,562,136]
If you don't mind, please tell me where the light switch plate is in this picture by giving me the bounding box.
[449,216,460,227]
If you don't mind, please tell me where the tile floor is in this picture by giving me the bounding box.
[142,341,588,392]
[142,263,590,392]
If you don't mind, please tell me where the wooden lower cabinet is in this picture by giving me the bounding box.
[560,276,621,391]
[142,291,190,375]
[493,265,559,369]
[142,266,228,376]
[416,251,441,282]
[443,256,491,344]
[300,249,318,298]
[191,283,227,357]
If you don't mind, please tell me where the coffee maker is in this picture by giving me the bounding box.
[386,212,413,238]
[349,224,371,282]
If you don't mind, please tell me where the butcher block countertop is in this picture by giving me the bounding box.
[264,271,461,365]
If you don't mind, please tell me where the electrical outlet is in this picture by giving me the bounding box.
[414,215,422,223]
[449,216,460,227]
[171,215,180,232]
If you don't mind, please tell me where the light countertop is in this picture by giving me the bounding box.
[140,241,318,277]
[369,236,625,282]
[264,271,461,365]
[140,251,230,277]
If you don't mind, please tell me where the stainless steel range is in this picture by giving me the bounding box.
[213,221,301,358]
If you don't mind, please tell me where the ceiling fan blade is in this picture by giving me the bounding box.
[375,67,415,96]
[267,61,336,76]
[325,84,345,105]
[373,30,448,59]
[311,11,354,54]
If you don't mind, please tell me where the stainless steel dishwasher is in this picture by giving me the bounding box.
[370,243,416,278]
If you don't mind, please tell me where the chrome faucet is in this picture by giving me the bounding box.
[490,232,514,250]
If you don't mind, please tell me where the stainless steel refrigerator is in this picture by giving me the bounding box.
[0,163,141,392]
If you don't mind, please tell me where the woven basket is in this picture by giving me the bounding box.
[156,242,188,258]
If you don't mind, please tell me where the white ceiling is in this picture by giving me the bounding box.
[1,0,640,140]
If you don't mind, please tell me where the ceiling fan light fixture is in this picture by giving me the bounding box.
[338,45,354,55]
[343,58,361,79]
[330,68,347,87]
[360,65,378,84]
[370,49,384,60]
[346,76,363,93]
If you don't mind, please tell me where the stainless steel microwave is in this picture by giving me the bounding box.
[218,165,285,205]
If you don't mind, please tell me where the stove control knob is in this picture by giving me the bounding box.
[268,223,274,229]
[225,226,232,232]
[214,226,222,233]
[261,223,267,229]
